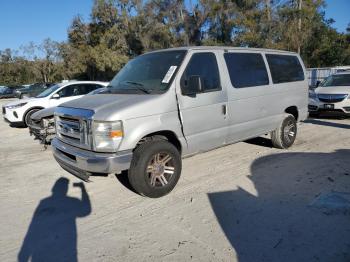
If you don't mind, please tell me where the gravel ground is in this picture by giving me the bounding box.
[0,98,349,262]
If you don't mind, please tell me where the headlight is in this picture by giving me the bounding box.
[308,91,317,100]
[92,120,123,152]
[6,102,27,109]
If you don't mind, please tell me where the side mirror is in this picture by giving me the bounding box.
[182,75,202,96]
[51,93,60,99]
[316,80,321,87]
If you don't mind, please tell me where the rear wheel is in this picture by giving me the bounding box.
[128,140,182,198]
[24,108,41,127]
[271,114,297,149]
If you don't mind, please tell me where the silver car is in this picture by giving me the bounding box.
[308,72,350,116]
[52,47,308,198]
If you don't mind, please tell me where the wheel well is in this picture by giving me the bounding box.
[285,106,298,121]
[137,131,182,153]
[23,107,44,122]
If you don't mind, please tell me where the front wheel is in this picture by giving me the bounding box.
[128,140,182,198]
[271,114,297,149]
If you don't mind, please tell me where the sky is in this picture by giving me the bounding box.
[0,0,349,51]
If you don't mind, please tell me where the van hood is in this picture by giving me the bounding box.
[58,93,177,121]
[316,86,350,95]
[31,107,56,120]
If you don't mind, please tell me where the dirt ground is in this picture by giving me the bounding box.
[0,98,349,262]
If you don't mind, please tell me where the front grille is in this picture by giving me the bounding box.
[54,107,94,150]
[318,94,348,103]
[308,105,318,110]
[56,115,90,149]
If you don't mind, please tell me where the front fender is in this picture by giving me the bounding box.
[119,111,186,152]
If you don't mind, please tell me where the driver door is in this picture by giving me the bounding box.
[176,51,228,154]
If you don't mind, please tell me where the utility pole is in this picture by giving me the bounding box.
[266,0,271,21]
[297,0,302,54]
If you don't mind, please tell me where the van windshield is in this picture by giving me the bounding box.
[108,50,186,94]
[321,74,350,87]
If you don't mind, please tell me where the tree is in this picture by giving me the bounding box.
[1,0,349,86]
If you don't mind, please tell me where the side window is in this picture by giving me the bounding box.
[58,84,100,97]
[224,53,269,88]
[181,52,221,92]
[58,85,75,97]
[266,54,305,84]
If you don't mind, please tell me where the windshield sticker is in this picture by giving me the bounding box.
[162,66,178,83]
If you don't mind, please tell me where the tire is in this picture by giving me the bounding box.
[128,140,182,198]
[271,114,297,149]
[24,109,41,127]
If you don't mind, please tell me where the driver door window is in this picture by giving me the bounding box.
[181,53,221,93]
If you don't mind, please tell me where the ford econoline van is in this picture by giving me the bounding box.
[52,47,308,198]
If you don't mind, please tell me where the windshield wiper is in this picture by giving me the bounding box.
[125,81,143,86]
[123,81,151,94]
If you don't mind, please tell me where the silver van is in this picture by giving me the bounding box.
[52,47,308,198]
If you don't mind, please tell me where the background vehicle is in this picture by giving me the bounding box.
[308,72,350,116]
[14,86,30,99]
[306,66,350,87]
[52,47,308,198]
[0,87,17,99]
[28,87,110,146]
[15,83,55,99]
[2,81,108,126]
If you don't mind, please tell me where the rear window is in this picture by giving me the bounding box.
[224,53,269,88]
[266,54,304,84]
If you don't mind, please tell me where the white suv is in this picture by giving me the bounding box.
[309,72,350,116]
[2,81,108,126]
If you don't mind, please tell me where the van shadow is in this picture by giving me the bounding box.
[309,112,349,120]
[18,177,91,262]
[208,150,350,262]
[244,137,273,148]
[115,171,138,194]
[304,118,350,130]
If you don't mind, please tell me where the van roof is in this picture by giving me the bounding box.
[148,46,298,55]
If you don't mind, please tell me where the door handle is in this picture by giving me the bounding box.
[222,104,227,115]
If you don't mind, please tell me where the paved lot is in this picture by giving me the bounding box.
[1,98,350,262]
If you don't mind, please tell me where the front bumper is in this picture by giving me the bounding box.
[52,138,132,181]
[308,98,350,114]
[28,121,56,143]
[2,106,23,123]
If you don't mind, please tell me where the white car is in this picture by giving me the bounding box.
[309,72,350,116]
[2,81,109,126]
